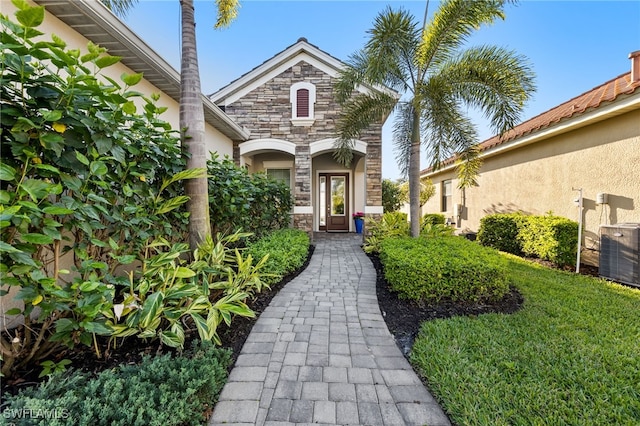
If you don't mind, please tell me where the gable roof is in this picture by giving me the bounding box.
[421,70,640,176]
[34,0,249,142]
[209,37,399,106]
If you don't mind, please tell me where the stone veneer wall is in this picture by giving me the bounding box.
[222,61,383,233]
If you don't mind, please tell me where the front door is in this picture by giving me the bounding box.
[319,173,349,232]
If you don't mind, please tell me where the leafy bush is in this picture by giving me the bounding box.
[0,5,272,377]
[519,215,578,266]
[382,179,407,212]
[207,155,293,239]
[3,340,231,426]
[379,236,509,304]
[478,213,578,266]
[0,4,191,376]
[105,231,266,349]
[362,212,409,253]
[477,213,525,255]
[246,228,310,286]
[421,213,446,226]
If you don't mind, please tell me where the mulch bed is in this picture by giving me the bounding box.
[1,246,315,399]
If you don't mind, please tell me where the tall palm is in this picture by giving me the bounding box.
[334,0,535,237]
[102,0,239,251]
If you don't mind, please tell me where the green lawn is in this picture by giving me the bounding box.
[411,254,640,425]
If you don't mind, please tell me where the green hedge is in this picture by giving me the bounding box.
[3,341,231,426]
[478,213,578,266]
[379,236,509,304]
[519,216,579,267]
[246,228,310,286]
[477,213,525,255]
[422,213,446,226]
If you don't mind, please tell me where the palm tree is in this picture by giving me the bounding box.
[334,0,535,237]
[102,0,239,251]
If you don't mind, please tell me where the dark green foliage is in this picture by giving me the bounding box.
[519,215,579,267]
[379,236,509,304]
[382,178,407,212]
[477,213,525,255]
[3,340,231,426]
[421,213,446,226]
[207,155,293,239]
[0,4,190,376]
[478,213,578,266]
[246,229,310,286]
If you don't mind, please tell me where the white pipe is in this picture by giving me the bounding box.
[573,188,583,273]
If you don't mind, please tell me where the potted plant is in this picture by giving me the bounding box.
[352,211,365,234]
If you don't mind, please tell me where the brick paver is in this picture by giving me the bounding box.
[209,233,450,426]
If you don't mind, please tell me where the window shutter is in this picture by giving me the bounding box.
[296,89,309,117]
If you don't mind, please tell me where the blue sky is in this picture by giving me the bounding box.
[123,1,640,180]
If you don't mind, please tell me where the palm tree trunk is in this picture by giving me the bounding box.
[409,108,421,237]
[180,0,211,251]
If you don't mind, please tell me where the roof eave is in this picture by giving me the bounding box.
[421,91,640,178]
[34,0,249,142]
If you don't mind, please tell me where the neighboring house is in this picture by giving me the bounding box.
[421,51,640,266]
[210,38,397,233]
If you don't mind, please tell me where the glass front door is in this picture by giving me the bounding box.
[319,173,349,231]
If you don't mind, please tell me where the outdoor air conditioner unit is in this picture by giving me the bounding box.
[599,223,640,287]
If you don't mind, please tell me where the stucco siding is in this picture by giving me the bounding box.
[423,109,640,266]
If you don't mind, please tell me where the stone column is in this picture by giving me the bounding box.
[293,145,313,234]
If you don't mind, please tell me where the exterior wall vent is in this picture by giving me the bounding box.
[599,223,640,287]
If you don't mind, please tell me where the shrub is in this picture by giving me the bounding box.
[519,215,578,266]
[3,340,231,426]
[363,212,409,253]
[477,213,525,255]
[421,213,446,226]
[246,229,310,286]
[207,155,293,239]
[0,4,191,376]
[478,213,579,266]
[379,236,509,304]
[382,179,407,213]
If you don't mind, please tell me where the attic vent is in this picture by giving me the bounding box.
[599,223,640,287]
[297,89,309,117]
[290,81,316,126]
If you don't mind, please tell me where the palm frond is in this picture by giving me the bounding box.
[418,75,478,169]
[365,7,421,90]
[455,145,482,189]
[440,45,536,135]
[100,0,138,18]
[418,0,511,71]
[334,51,370,105]
[215,0,240,28]
[334,91,398,166]
[392,101,414,178]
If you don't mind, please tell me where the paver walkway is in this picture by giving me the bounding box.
[209,233,450,426]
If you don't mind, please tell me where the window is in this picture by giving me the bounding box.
[290,82,316,125]
[266,168,291,188]
[441,180,452,212]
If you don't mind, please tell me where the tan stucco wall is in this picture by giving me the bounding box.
[422,109,640,266]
